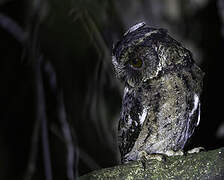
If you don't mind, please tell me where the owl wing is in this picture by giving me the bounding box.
[118,87,144,162]
[186,93,201,139]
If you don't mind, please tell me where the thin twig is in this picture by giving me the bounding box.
[70,128,101,170]
[78,147,101,170]
[36,56,53,180]
[44,61,76,180]
[58,93,75,180]
[23,110,41,180]
[0,13,27,44]
[51,124,101,173]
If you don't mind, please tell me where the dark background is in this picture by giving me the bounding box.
[0,0,224,179]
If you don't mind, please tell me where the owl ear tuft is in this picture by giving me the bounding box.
[124,22,146,36]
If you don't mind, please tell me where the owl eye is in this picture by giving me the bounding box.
[130,58,143,68]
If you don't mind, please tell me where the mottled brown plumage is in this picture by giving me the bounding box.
[112,22,204,163]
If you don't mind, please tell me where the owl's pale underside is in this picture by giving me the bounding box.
[112,22,204,163]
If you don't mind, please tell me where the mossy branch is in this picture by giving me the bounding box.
[79,147,224,180]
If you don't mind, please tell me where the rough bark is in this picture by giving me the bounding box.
[79,147,224,180]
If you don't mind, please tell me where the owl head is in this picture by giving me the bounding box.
[112,22,192,87]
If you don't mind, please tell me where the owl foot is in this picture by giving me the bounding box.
[163,149,184,157]
[187,147,205,154]
[139,150,166,161]
[139,151,166,170]
[139,149,187,169]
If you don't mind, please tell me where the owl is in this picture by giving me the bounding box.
[112,22,204,163]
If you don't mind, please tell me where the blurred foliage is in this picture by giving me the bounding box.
[0,0,224,179]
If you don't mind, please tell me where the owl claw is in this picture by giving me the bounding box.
[139,151,166,161]
[164,149,184,156]
[187,147,205,154]
[139,151,166,170]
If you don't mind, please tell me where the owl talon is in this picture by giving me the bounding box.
[139,151,166,170]
[139,151,166,169]
[139,151,166,161]
[187,147,205,154]
[164,149,184,157]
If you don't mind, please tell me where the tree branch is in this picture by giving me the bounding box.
[79,147,224,180]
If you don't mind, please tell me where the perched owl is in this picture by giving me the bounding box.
[112,22,204,163]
